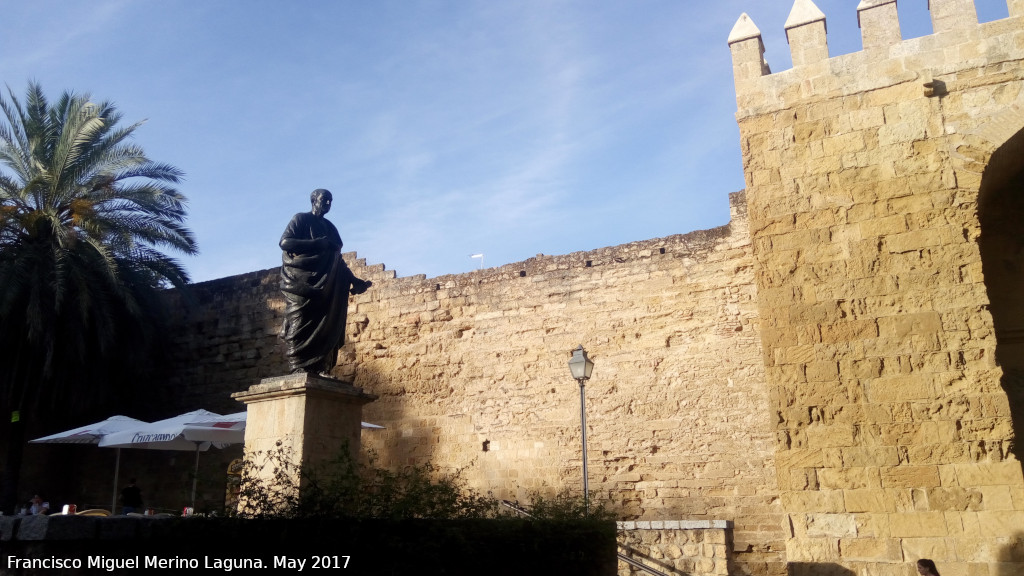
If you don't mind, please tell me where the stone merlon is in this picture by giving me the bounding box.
[784,0,827,38]
[728,13,771,85]
[785,0,829,67]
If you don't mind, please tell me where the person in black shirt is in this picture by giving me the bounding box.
[120,478,143,514]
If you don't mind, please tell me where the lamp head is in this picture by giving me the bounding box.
[568,345,594,381]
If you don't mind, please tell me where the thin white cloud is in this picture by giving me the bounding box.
[3,0,134,71]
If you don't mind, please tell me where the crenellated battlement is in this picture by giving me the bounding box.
[729,0,1024,118]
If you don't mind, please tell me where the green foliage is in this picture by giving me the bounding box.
[0,82,197,411]
[511,487,617,522]
[234,443,501,520]
[234,443,618,526]
[0,82,197,512]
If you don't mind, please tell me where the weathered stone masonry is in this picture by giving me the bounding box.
[149,1,1024,575]
[731,0,1024,574]
[158,191,785,574]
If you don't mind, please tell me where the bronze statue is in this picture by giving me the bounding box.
[279,189,371,375]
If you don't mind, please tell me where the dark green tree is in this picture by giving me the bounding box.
[0,83,197,512]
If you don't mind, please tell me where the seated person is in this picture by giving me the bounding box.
[28,495,49,515]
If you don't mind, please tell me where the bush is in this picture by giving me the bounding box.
[234,443,499,519]
[507,487,616,522]
[233,442,615,524]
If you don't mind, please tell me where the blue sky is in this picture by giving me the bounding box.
[0,1,1012,283]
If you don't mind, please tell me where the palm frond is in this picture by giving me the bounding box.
[0,82,197,414]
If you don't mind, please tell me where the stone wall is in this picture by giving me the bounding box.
[119,2,1024,575]
[347,191,783,573]
[151,190,786,574]
[617,520,732,576]
[730,0,1024,573]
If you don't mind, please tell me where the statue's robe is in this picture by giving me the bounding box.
[279,212,355,373]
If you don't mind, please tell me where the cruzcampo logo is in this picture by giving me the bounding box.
[10,410,20,423]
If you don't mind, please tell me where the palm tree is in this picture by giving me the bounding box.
[0,82,198,512]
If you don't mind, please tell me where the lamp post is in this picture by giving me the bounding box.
[568,345,595,515]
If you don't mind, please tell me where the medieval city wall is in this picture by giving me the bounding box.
[157,191,785,573]
[730,0,1024,574]
[144,2,1024,575]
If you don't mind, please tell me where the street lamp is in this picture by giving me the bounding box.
[568,345,595,514]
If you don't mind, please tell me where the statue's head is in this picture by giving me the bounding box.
[311,189,332,217]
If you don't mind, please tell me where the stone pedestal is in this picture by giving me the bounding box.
[232,373,376,492]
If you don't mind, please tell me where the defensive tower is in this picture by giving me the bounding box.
[730,0,1024,572]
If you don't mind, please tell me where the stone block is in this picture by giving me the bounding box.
[975,510,1024,538]
[926,487,983,512]
[954,462,1024,487]
[784,536,840,562]
[904,442,969,465]
[804,513,857,537]
[795,380,857,407]
[868,375,935,403]
[838,536,902,561]
[776,344,817,365]
[805,361,839,382]
[884,312,943,338]
[888,512,947,537]
[844,489,894,513]
[859,214,908,237]
[841,446,901,468]
[881,466,941,489]
[954,537,1021,563]
[900,537,954,561]
[976,486,1014,511]
[806,424,856,449]
[884,229,944,253]
[705,529,727,544]
[820,319,879,343]
[819,467,882,490]
[782,490,846,513]
[779,449,827,470]
[942,510,981,538]
[853,513,891,539]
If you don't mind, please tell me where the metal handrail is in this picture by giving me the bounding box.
[500,500,535,517]
[500,501,671,576]
[616,549,673,576]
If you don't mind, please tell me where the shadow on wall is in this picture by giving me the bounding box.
[341,346,442,474]
[787,563,855,576]
[977,128,1024,463]
[1001,369,1024,463]
[997,531,1024,576]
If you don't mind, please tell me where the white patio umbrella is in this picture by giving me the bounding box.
[98,410,385,510]
[181,411,247,445]
[181,414,384,442]
[176,411,384,442]
[29,415,150,513]
[98,410,246,509]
